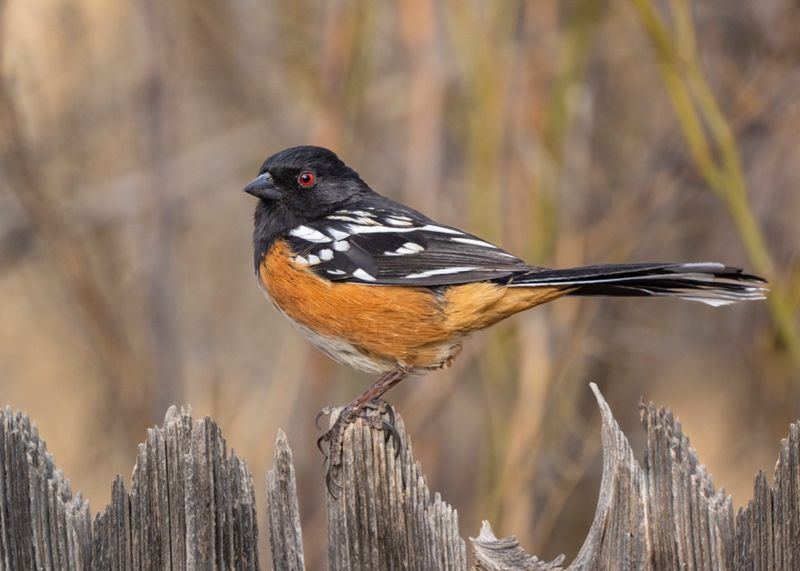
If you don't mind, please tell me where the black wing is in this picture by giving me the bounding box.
[283,203,530,286]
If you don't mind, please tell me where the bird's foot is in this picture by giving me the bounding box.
[316,399,402,496]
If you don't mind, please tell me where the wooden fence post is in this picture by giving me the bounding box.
[90,406,259,570]
[266,430,305,571]
[2,385,800,570]
[0,407,91,570]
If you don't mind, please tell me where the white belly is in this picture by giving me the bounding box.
[289,319,396,373]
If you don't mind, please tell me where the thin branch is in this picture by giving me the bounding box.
[629,0,800,363]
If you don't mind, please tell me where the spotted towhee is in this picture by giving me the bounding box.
[244,145,766,488]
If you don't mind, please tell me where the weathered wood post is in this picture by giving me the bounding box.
[0,407,91,570]
[266,430,304,571]
[2,384,800,570]
[264,383,800,570]
[90,406,259,570]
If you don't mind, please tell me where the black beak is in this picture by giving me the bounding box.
[243,172,282,200]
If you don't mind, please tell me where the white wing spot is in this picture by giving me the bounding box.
[423,224,462,235]
[340,209,373,217]
[319,248,334,261]
[346,223,462,235]
[347,224,400,234]
[451,237,498,249]
[289,225,331,243]
[333,240,350,252]
[385,248,411,256]
[353,268,376,282]
[385,217,413,227]
[405,267,477,279]
[328,228,349,240]
[326,269,346,276]
[356,217,380,226]
[292,256,309,266]
[307,254,321,266]
[383,242,424,256]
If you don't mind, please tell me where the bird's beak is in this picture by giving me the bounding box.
[243,172,282,200]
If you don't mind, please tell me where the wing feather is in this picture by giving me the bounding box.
[283,201,529,286]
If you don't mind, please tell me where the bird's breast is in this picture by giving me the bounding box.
[258,240,457,371]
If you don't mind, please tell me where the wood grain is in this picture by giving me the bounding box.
[91,406,259,570]
[266,430,305,571]
[2,384,800,569]
[0,407,91,570]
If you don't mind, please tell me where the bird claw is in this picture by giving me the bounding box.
[360,402,401,456]
[324,457,343,495]
[366,401,400,456]
[316,399,403,496]
[366,399,395,429]
[382,419,402,458]
[315,406,337,430]
[317,408,353,498]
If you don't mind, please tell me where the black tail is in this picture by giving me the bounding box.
[508,262,767,307]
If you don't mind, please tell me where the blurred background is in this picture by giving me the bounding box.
[1,0,799,565]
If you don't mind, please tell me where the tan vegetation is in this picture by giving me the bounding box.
[1,0,797,564]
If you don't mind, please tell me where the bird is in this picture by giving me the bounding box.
[244,145,766,490]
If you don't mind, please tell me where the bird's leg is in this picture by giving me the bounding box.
[316,367,407,495]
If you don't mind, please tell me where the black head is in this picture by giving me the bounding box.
[246,146,371,270]
[243,146,367,219]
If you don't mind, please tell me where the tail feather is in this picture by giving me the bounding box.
[507,262,767,307]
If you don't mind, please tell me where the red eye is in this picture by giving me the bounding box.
[297,171,316,188]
